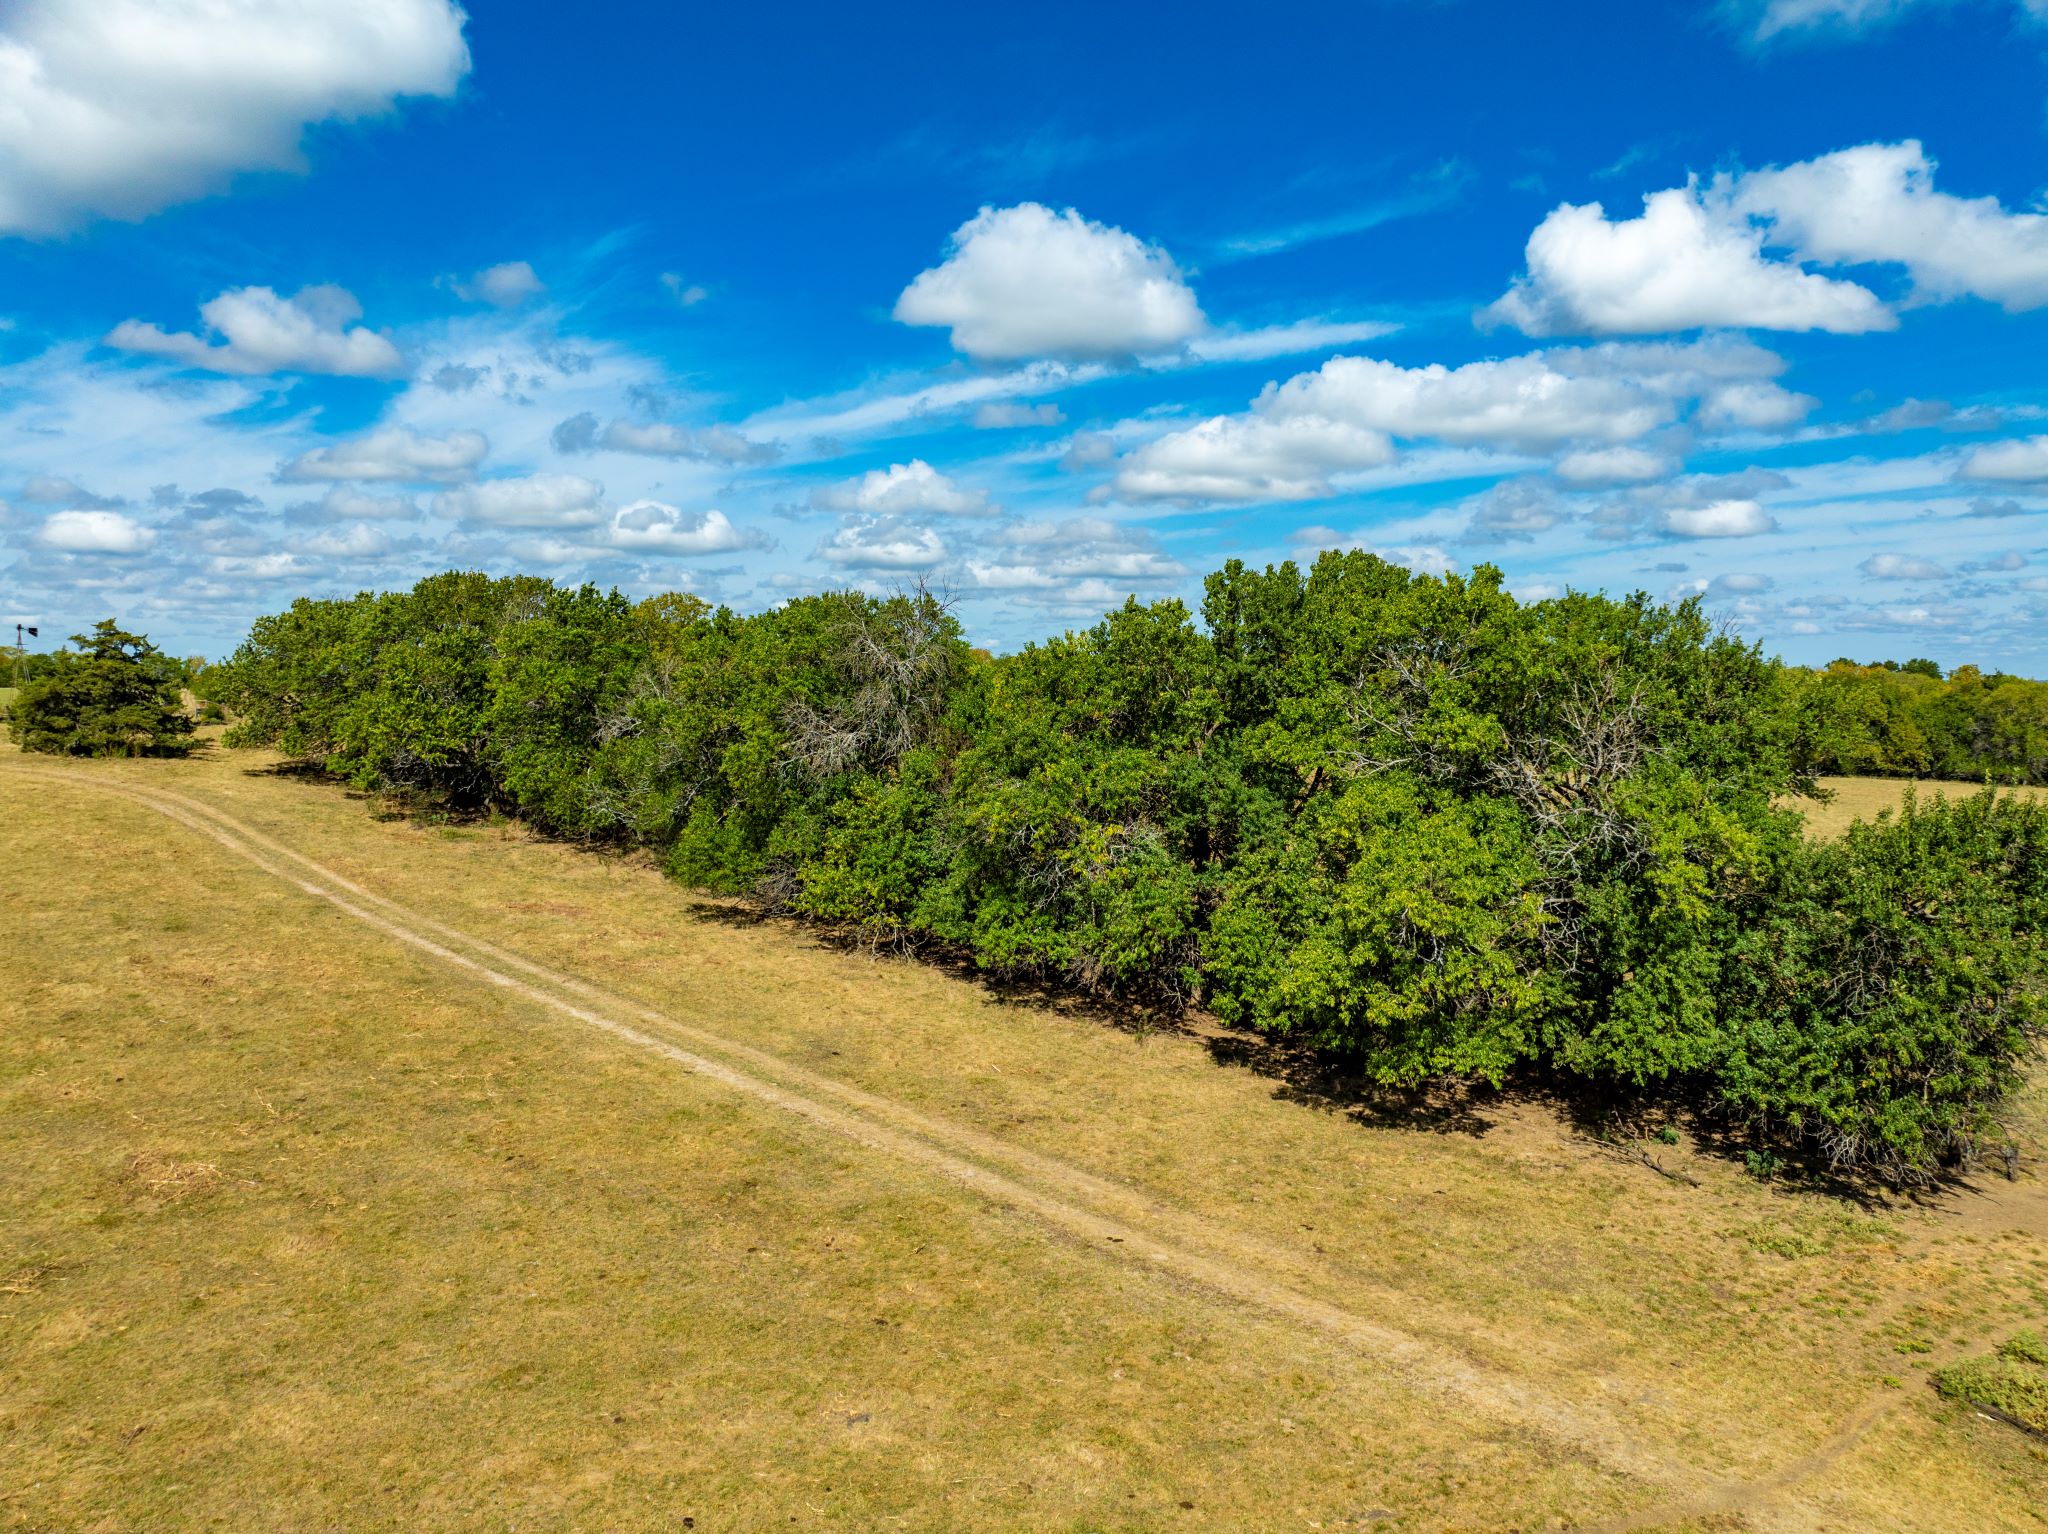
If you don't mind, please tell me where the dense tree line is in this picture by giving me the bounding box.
[1800,658,2048,784]
[202,558,2048,1183]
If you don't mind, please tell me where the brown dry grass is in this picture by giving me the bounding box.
[1788,775,2048,839]
[3,742,2047,1532]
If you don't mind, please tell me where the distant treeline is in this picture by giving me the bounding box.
[1800,659,2048,784]
[203,559,2048,1183]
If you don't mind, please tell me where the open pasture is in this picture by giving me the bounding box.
[3,744,2046,1533]
[1790,775,2048,839]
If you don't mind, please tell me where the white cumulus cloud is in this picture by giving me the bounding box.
[1115,414,1396,504]
[108,285,404,377]
[1697,379,1818,431]
[818,517,948,570]
[1959,436,2048,482]
[1482,186,1892,337]
[1488,141,2048,337]
[0,0,470,235]
[432,472,604,528]
[208,551,307,580]
[1115,349,1681,504]
[280,426,488,483]
[810,459,992,517]
[1860,552,1948,579]
[1730,142,2048,312]
[1659,499,1775,537]
[1267,353,1675,447]
[894,203,1206,361]
[608,501,756,556]
[36,507,155,553]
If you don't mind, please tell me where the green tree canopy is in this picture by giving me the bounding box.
[204,563,2048,1183]
[8,620,196,758]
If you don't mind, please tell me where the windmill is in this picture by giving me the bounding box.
[12,622,37,688]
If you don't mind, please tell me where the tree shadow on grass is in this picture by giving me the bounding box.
[684,896,2023,1201]
[682,897,1198,1040]
[1196,1028,1502,1138]
[683,894,1515,1135]
[231,756,2036,1204]
[239,761,499,825]
[240,760,335,784]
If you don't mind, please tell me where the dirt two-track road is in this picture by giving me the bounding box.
[3,751,2045,1532]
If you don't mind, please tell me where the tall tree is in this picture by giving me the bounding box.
[9,620,196,757]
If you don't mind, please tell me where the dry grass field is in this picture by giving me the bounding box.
[3,740,2046,1532]
[1789,774,2048,839]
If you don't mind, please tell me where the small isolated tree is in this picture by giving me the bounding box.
[9,620,196,757]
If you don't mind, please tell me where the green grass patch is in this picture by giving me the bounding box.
[1738,1206,1896,1260]
[2000,1330,2048,1367]
[1934,1336,2048,1435]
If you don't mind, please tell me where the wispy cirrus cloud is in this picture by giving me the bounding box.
[1209,160,1473,262]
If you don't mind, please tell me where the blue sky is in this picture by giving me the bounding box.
[4,0,2048,668]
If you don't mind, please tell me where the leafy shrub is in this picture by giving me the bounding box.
[1715,790,2048,1181]
[9,620,195,757]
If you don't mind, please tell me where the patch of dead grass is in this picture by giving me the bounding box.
[1786,774,2048,839]
[0,1262,55,1296]
[119,1152,223,1207]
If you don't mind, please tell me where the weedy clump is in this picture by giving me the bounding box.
[1934,1333,2048,1434]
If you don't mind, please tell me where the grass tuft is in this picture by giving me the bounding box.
[121,1151,224,1206]
[1999,1329,2048,1367]
[1934,1342,2048,1435]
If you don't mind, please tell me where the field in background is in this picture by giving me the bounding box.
[3,743,2047,1532]
[1791,774,2048,838]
